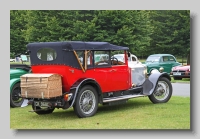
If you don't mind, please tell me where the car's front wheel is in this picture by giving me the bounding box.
[10,83,24,107]
[148,77,172,103]
[73,85,98,118]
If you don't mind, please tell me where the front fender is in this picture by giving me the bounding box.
[10,78,20,93]
[142,72,171,95]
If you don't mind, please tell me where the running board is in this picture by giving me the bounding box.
[103,94,147,103]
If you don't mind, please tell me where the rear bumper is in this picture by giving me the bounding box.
[171,72,190,78]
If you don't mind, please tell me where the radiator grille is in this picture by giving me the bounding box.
[131,67,146,86]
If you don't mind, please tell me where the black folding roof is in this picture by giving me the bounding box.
[27,41,129,51]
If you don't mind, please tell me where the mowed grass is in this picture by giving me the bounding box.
[10,96,190,129]
[171,77,190,83]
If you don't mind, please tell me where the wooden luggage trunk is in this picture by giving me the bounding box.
[20,74,62,99]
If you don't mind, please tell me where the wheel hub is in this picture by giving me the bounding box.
[156,86,165,96]
[89,100,93,105]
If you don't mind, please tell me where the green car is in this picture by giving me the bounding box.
[144,54,182,74]
[10,64,31,107]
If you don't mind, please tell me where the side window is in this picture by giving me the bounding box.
[163,56,169,62]
[169,56,175,62]
[87,51,93,67]
[77,51,84,66]
[110,50,126,65]
[77,50,94,67]
[132,56,136,61]
[37,48,57,61]
[94,51,110,66]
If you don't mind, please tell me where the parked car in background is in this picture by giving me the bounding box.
[144,54,182,74]
[10,64,31,107]
[10,58,16,62]
[171,65,190,80]
[112,53,142,67]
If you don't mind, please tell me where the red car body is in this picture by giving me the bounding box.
[171,65,190,80]
[32,64,131,93]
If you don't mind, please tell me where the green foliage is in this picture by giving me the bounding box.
[10,10,190,58]
[148,10,190,57]
[10,10,28,56]
[10,52,15,59]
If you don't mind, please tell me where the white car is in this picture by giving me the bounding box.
[112,53,142,67]
[10,59,16,62]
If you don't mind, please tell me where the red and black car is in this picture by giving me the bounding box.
[21,41,173,118]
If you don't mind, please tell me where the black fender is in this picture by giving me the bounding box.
[142,72,171,95]
[69,78,102,108]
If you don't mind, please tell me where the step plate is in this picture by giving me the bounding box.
[103,94,146,103]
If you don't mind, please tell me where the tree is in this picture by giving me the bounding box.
[149,10,190,58]
[10,10,190,59]
[10,10,28,57]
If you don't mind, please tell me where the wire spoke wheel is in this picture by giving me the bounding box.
[79,90,96,114]
[153,81,170,101]
[73,85,98,118]
[148,77,172,103]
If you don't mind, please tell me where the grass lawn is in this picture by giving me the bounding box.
[171,77,190,83]
[10,96,190,129]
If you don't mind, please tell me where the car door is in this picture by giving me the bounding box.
[160,56,174,73]
[108,64,130,91]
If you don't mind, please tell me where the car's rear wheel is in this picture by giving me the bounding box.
[10,83,24,107]
[73,85,98,118]
[148,77,172,103]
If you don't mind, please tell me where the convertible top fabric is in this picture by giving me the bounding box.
[27,41,129,51]
[27,41,128,68]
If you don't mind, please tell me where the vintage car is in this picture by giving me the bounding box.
[10,64,31,107]
[20,41,173,118]
[171,65,190,80]
[144,54,182,75]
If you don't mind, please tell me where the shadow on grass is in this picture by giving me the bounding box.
[17,96,184,121]
[30,97,153,119]
[95,97,158,117]
[27,95,187,120]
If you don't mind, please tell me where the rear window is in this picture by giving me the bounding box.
[37,48,57,61]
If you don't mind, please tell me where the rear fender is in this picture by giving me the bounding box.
[69,78,102,107]
[142,72,171,95]
[10,78,20,93]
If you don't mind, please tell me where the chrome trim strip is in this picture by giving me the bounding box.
[103,94,146,103]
